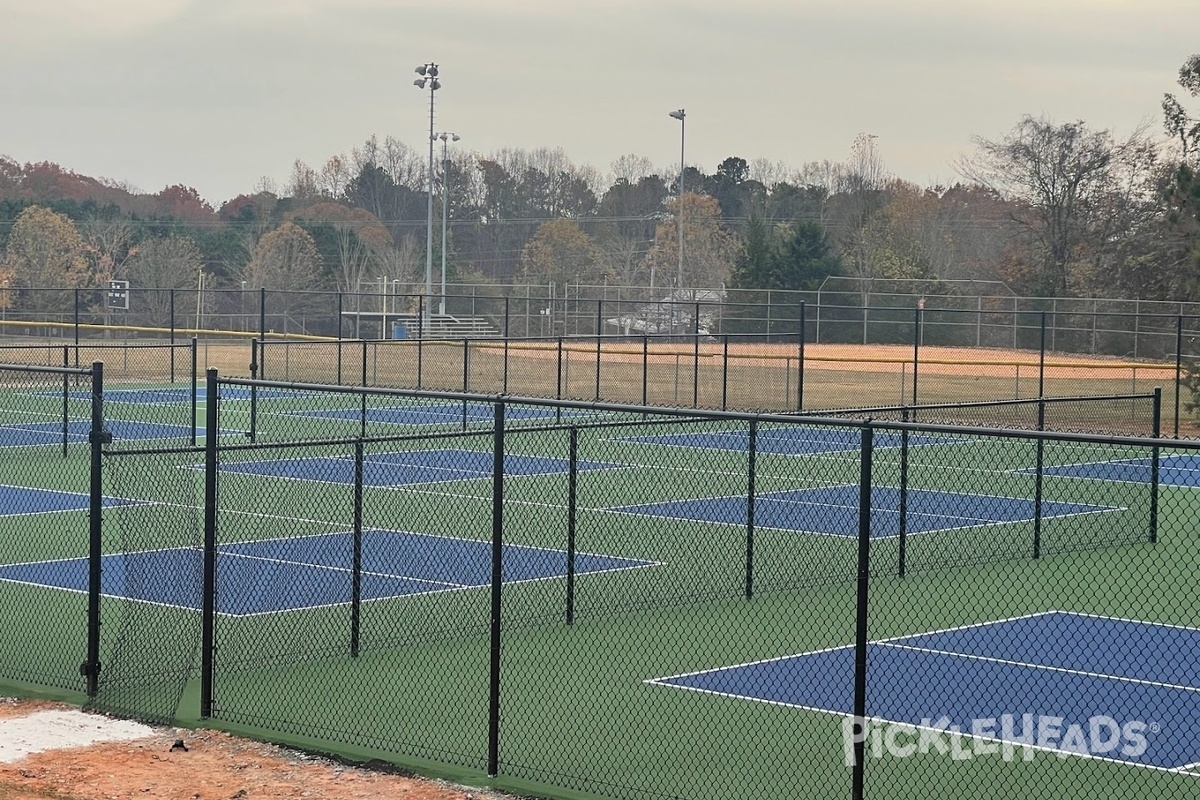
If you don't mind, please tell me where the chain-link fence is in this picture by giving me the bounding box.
[6,289,1199,434]
[0,362,100,693]
[4,366,1200,798]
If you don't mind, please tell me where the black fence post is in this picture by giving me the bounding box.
[200,367,219,718]
[566,426,578,625]
[82,361,107,698]
[60,347,69,458]
[851,424,874,800]
[169,290,177,382]
[722,334,730,411]
[912,304,922,405]
[336,292,344,385]
[503,297,511,395]
[73,289,80,366]
[898,410,910,579]
[641,335,649,407]
[745,419,757,600]
[1175,315,1183,439]
[360,340,368,439]
[1151,387,1162,544]
[258,288,266,339]
[416,295,425,389]
[351,440,363,658]
[797,301,806,412]
[556,337,564,401]
[1038,311,1047,398]
[692,310,700,408]
[595,300,603,401]
[463,338,471,393]
[190,338,198,447]
[487,401,506,777]
[248,339,259,444]
[1033,397,1046,559]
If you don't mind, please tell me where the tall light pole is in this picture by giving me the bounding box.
[437,131,460,316]
[413,63,441,334]
[669,109,686,297]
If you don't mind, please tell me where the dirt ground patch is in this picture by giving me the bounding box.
[0,699,511,800]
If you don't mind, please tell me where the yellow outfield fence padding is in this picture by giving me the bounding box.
[0,319,338,343]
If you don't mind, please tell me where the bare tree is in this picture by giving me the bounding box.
[957,116,1156,295]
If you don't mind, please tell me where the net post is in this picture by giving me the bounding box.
[82,361,107,698]
[200,367,219,718]
[190,338,198,447]
[745,419,757,600]
[566,426,578,625]
[1151,387,1162,544]
[851,424,874,800]
[487,401,506,777]
[351,439,363,657]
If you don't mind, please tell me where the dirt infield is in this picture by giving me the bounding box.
[0,699,510,800]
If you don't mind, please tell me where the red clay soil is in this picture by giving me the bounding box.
[0,700,510,800]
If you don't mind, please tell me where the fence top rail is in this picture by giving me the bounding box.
[0,362,93,377]
[216,374,1186,451]
[826,392,1157,417]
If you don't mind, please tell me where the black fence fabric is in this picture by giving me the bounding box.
[4,369,1200,799]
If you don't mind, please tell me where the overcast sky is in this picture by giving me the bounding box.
[2,0,1197,206]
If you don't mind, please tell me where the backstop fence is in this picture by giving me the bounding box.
[4,364,1200,798]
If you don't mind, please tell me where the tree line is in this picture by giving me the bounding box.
[1,54,1197,319]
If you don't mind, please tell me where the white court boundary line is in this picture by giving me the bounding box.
[646,610,1200,774]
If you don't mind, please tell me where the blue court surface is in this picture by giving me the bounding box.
[610,485,1117,537]
[0,420,202,447]
[217,447,620,487]
[0,530,655,615]
[620,427,957,456]
[1036,454,1200,488]
[650,612,1200,770]
[0,485,143,517]
[290,402,578,427]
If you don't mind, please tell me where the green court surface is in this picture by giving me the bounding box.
[2,376,1198,799]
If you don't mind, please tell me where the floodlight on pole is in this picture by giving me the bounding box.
[437,131,460,316]
[668,109,686,296]
[413,63,441,335]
